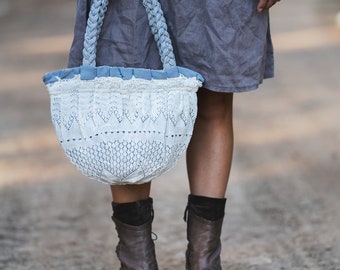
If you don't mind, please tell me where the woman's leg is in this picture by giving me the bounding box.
[185,89,233,270]
[110,183,151,203]
[186,89,234,198]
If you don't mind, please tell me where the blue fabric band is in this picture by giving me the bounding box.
[43,65,204,84]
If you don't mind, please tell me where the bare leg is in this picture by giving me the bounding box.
[110,182,151,203]
[186,89,234,198]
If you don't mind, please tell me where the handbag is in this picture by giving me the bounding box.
[42,0,203,185]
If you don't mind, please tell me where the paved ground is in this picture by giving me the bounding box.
[0,0,339,269]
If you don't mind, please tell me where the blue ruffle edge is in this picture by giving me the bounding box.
[43,66,204,84]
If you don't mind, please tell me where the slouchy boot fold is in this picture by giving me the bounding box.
[185,210,224,270]
[112,216,158,270]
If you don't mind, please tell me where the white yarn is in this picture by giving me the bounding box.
[46,75,201,184]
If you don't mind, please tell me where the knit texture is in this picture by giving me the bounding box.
[46,75,201,184]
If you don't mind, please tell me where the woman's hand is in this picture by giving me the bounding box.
[257,0,280,12]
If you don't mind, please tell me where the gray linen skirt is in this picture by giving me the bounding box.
[68,0,274,92]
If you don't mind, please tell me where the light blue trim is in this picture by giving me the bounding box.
[43,66,204,85]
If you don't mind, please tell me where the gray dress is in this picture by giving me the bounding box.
[68,0,274,93]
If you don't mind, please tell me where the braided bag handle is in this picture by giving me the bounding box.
[82,0,176,69]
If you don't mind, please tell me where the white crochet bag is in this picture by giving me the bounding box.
[43,0,203,184]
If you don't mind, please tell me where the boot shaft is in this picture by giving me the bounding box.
[185,195,226,270]
[112,198,158,270]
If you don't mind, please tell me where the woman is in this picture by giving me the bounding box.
[68,0,279,269]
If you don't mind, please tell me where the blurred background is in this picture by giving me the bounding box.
[0,0,339,269]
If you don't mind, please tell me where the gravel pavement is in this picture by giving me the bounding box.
[0,0,339,269]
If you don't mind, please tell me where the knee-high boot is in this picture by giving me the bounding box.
[184,195,226,270]
[112,198,158,270]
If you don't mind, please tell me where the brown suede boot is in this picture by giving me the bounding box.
[112,216,158,270]
[112,198,158,270]
[184,195,225,270]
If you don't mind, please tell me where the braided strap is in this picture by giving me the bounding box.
[82,0,176,69]
[82,0,109,66]
[142,0,176,69]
